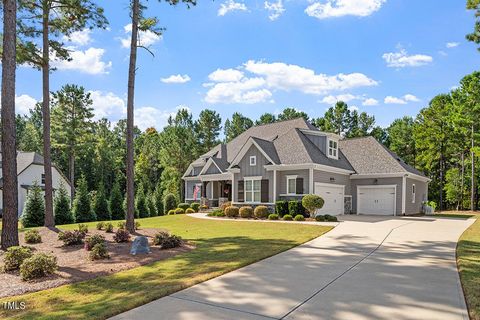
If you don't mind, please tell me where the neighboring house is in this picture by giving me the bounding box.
[0,151,71,217]
[182,118,430,216]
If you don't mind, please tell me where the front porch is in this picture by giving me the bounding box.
[185,178,232,208]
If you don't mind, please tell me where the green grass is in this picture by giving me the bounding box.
[0,215,331,320]
[435,213,475,219]
[457,214,480,320]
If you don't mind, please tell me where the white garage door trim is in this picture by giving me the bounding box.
[314,182,345,216]
[357,185,397,216]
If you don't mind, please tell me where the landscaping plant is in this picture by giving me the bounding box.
[58,230,86,246]
[20,253,58,281]
[275,200,289,217]
[239,206,253,218]
[77,224,89,234]
[268,213,279,220]
[302,194,325,217]
[185,208,195,214]
[54,184,74,225]
[178,203,190,211]
[254,206,269,219]
[135,184,149,218]
[168,209,175,215]
[221,201,232,212]
[89,243,109,260]
[225,206,239,218]
[113,229,131,243]
[153,231,183,249]
[24,230,42,244]
[73,176,96,223]
[104,222,114,233]
[117,221,126,229]
[21,182,45,228]
[135,221,141,230]
[96,222,105,230]
[289,200,306,217]
[283,214,293,221]
[190,203,200,212]
[164,193,177,213]
[84,234,106,251]
[3,246,33,272]
[294,214,305,221]
[109,180,125,220]
[93,185,111,221]
[174,208,185,214]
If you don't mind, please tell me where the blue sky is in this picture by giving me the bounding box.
[15,0,480,130]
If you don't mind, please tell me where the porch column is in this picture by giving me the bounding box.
[309,167,314,194]
[273,169,277,203]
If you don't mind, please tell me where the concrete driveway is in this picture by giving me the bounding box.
[111,216,474,320]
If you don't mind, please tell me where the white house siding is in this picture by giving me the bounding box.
[351,177,403,215]
[405,178,428,214]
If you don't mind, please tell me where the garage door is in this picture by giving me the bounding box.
[357,186,396,215]
[314,183,344,216]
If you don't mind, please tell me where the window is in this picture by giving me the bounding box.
[41,174,45,185]
[287,175,297,195]
[412,184,416,203]
[249,156,256,166]
[328,139,338,159]
[245,179,261,202]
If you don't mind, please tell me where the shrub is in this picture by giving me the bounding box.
[164,193,177,213]
[73,175,96,223]
[185,208,195,214]
[178,203,190,211]
[113,229,130,243]
[77,224,88,234]
[190,203,200,212]
[207,209,224,217]
[174,208,185,215]
[89,243,109,260]
[54,183,73,225]
[21,182,45,228]
[153,184,163,216]
[294,214,305,221]
[199,204,209,211]
[315,215,325,222]
[84,234,106,251]
[135,221,141,230]
[289,200,306,217]
[153,231,182,249]
[221,201,232,213]
[268,213,279,220]
[275,201,289,217]
[239,206,253,218]
[109,180,125,220]
[427,201,437,211]
[96,222,105,230]
[135,184,149,218]
[24,230,42,244]
[324,214,338,222]
[254,206,269,219]
[302,194,325,217]
[93,185,111,221]
[20,253,57,281]
[58,230,85,246]
[3,246,33,272]
[225,206,239,217]
[168,209,175,215]
[117,221,126,229]
[283,214,293,221]
[104,222,114,233]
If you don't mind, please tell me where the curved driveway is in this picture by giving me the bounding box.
[111,216,474,320]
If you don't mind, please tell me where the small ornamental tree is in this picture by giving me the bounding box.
[73,176,96,223]
[93,184,110,221]
[302,194,325,217]
[135,184,149,218]
[21,182,45,228]
[146,190,157,217]
[54,183,73,225]
[164,193,177,213]
[109,181,124,220]
[153,184,164,216]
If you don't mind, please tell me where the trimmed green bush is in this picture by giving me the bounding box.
[190,203,200,212]
[21,182,45,228]
[153,231,182,249]
[164,193,177,213]
[54,183,73,225]
[113,229,130,243]
[315,215,325,222]
[174,208,185,214]
[324,214,338,222]
[288,200,306,217]
[239,206,254,218]
[283,214,293,221]
[294,214,305,221]
[77,224,88,234]
[185,208,195,214]
[153,184,164,216]
[168,209,175,215]
[58,230,85,246]
[93,184,111,221]
[199,204,209,211]
[268,213,279,220]
[135,184,149,218]
[96,222,105,230]
[109,180,125,220]
[3,246,33,272]
[254,206,269,219]
[104,222,114,233]
[89,243,109,260]
[178,203,190,211]
[20,253,58,281]
[225,206,239,217]
[73,176,96,223]
[24,230,42,244]
[302,194,325,217]
[275,200,289,217]
[221,201,232,213]
[84,234,105,251]
[207,209,225,217]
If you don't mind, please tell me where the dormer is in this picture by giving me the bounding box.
[300,129,341,160]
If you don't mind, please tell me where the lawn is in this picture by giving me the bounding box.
[0,215,331,320]
[456,213,480,320]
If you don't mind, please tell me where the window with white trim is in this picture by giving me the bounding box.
[287,175,297,195]
[249,156,256,166]
[245,179,261,202]
[328,139,338,159]
[412,184,416,203]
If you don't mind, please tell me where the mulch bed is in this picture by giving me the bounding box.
[0,227,193,298]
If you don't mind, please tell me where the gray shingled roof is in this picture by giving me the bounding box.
[251,137,280,164]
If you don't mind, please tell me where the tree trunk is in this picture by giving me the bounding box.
[461,151,465,210]
[439,153,444,211]
[42,7,54,228]
[69,151,75,202]
[472,124,476,211]
[1,0,19,250]
[125,0,139,233]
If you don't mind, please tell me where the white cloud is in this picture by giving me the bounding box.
[384,94,419,105]
[135,107,172,131]
[204,60,377,104]
[348,105,359,112]
[362,98,379,106]
[305,0,385,19]
[382,49,433,68]
[15,94,37,115]
[52,47,112,74]
[320,94,357,104]
[161,74,191,84]
[63,29,92,46]
[89,90,126,120]
[446,42,459,48]
[218,0,247,16]
[265,0,285,21]
[120,23,161,48]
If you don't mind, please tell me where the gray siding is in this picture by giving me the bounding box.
[305,134,327,155]
[204,162,221,175]
[185,180,201,199]
[351,177,403,215]
[405,178,427,214]
[313,170,351,195]
[278,169,309,195]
